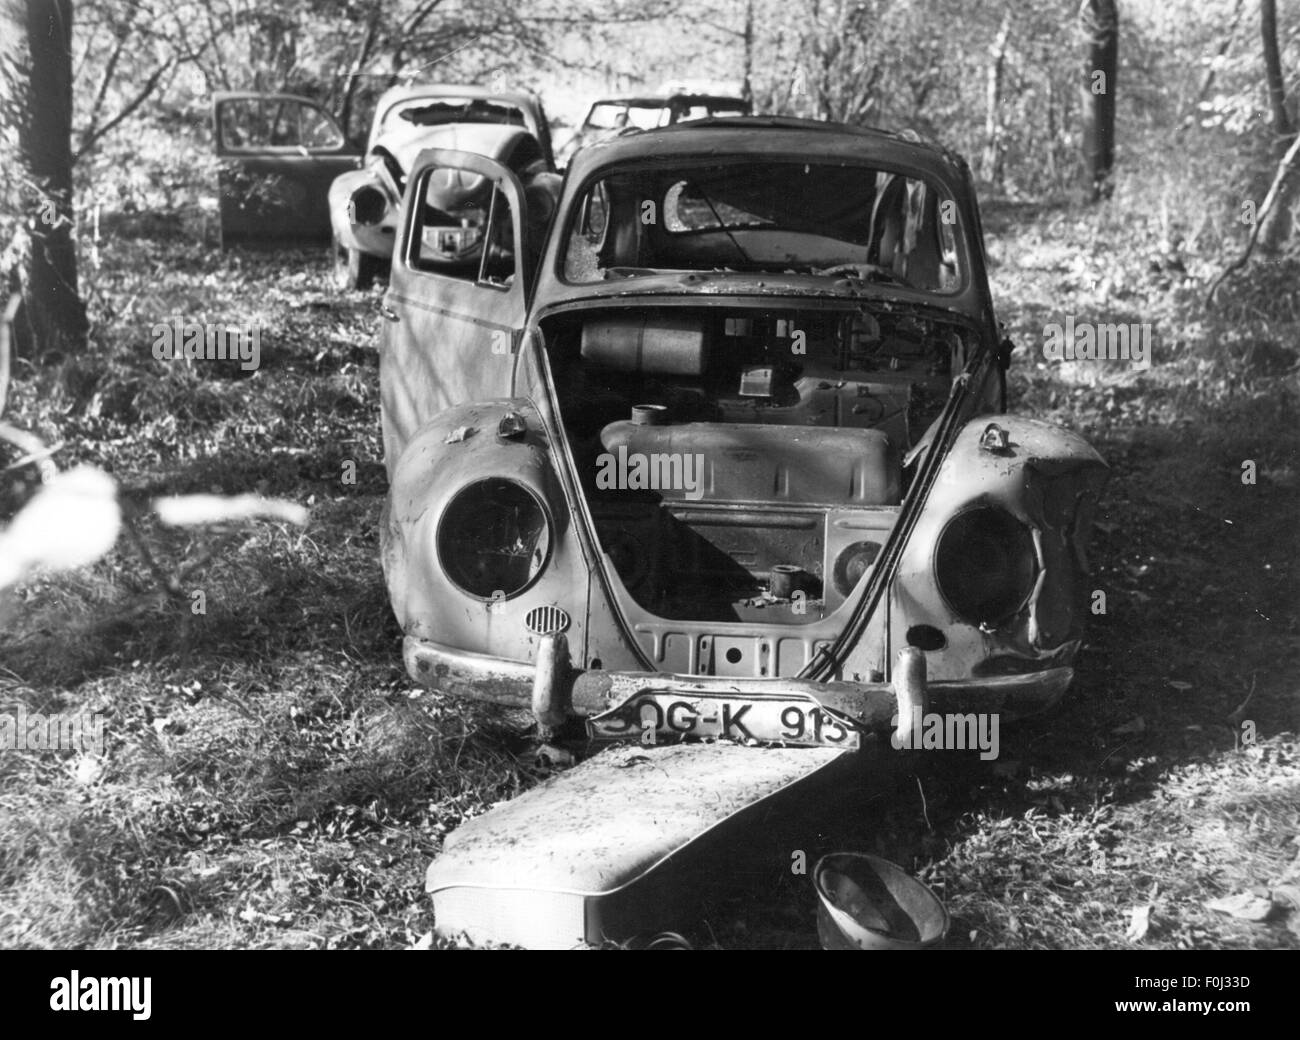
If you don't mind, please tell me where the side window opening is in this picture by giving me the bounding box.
[412,167,516,287]
[267,100,299,146]
[300,106,344,149]
[220,101,253,149]
[218,97,341,152]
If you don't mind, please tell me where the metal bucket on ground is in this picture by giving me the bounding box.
[814,852,949,950]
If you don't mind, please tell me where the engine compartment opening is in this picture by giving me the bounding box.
[544,303,971,624]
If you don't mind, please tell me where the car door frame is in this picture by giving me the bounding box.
[212,91,361,248]
[379,147,533,470]
[519,94,556,171]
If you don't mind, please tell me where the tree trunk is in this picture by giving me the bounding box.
[17,0,88,358]
[1261,0,1292,140]
[741,0,754,104]
[1079,0,1119,202]
[11,0,88,359]
[1208,130,1300,305]
[1258,0,1296,250]
[981,9,1012,186]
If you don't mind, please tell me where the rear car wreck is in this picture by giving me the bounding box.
[379,117,1107,755]
[557,91,751,166]
[329,84,555,289]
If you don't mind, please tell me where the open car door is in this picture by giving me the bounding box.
[213,92,361,248]
[379,148,533,470]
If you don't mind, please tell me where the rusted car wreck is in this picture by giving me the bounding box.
[329,84,555,289]
[376,117,1107,946]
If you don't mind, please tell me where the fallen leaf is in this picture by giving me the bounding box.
[1126,905,1151,941]
[518,744,575,769]
[444,426,473,443]
[537,744,574,769]
[71,756,105,786]
[1205,891,1273,922]
[1270,884,1300,913]
[1281,848,1300,883]
[1112,716,1146,735]
[1166,680,1193,692]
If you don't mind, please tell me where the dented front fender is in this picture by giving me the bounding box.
[893,415,1109,681]
[382,400,593,663]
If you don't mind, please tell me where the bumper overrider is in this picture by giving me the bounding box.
[404,634,1072,749]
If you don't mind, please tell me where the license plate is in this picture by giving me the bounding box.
[586,691,860,749]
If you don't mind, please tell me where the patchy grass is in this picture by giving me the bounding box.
[1,205,1297,949]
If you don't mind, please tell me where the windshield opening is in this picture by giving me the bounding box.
[562,160,964,294]
[382,98,525,134]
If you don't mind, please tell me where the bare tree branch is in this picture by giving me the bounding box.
[338,1,381,137]
[75,58,175,160]
[1182,0,1243,125]
[78,28,127,155]
[1207,130,1300,307]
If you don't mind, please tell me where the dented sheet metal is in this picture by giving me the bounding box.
[427,742,845,948]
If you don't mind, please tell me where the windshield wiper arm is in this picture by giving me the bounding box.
[695,187,753,268]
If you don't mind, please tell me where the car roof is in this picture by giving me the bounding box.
[565,116,968,181]
[373,83,543,111]
[211,91,339,110]
[368,84,550,160]
[589,94,749,107]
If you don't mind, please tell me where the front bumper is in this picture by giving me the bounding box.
[404,635,1073,742]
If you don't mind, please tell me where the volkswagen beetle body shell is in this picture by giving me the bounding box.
[378,117,1106,748]
[329,84,555,282]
